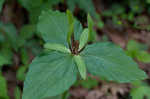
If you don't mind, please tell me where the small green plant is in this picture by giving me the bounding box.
[126,40,150,63]
[102,0,150,30]
[130,81,150,99]
[22,10,147,99]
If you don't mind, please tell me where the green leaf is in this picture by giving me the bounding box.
[66,0,76,11]
[87,14,96,42]
[98,21,104,29]
[0,33,5,42]
[75,76,98,89]
[0,22,18,51]
[74,20,83,41]
[0,0,4,12]
[18,0,60,11]
[61,91,70,99]
[67,0,97,18]
[126,40,149,61]
[18,24,36,47]
[73,55,86,80]
[22,51,77,99]
[18,0,42,11]
[130,86,150,99]
[20,48,29,65]
[14,86,21,99]
[44,43,70,53]
[67,10,74,25]
[29,2,59,24]
[127,40,139,51]
[16,65,28,81]
[37,10,69,46]
[0,73,9,99]
[19,24,35,39]
[127,40,148,52]
[0,43,13,65]
[0,48,12,66]
[44,95,62,99]
[136,51,150,63]
[81,42,147,83]
[22,0,60,23]
[79,28,89,50]
[0,54,11,67]
[66,10,74,45]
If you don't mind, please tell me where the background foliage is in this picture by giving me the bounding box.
[0,0,150,99]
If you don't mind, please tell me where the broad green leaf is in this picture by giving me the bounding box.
[22,51,77,99]
[14,86,21,99]
[136,51,150,63]
[81,42,147,83]
[67,10,74,45]
[0,73,9,99]
[73,55,86,80]
[44,43,70,53]
[37,10,69,46]
[79,28,89,50]
[130,86,150,99]
[0,0,4,12]
[87,14,96,42]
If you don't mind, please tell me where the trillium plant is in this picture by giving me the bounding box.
[22,10,147,99]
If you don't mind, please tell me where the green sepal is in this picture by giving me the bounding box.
[73,55,87,80]
[44,43,70,53]
[79,28,89,50]
[87,14,96,42]
[66,10,74,46]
